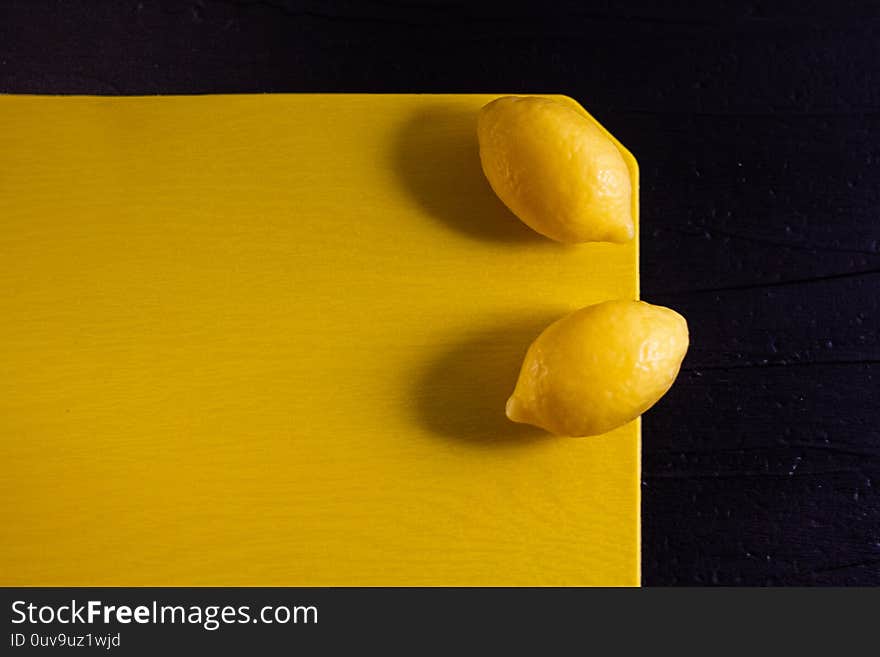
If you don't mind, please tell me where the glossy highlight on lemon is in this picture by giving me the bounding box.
[506,300,688,437]
[477,96,634,243]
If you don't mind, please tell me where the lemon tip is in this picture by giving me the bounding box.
[505,395,524,423]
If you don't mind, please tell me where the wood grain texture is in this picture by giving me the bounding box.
[0,94,639,586]
[1,0,878,586]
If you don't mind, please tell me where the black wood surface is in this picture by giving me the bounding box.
[2,0,878,586]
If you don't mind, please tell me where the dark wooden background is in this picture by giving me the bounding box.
[2,0,878,585]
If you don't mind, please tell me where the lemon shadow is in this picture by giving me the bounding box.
[393,104,549,244]
[413,314,564,448]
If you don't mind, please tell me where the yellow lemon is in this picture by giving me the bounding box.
[506,300,688,436]
[477,96,634,243]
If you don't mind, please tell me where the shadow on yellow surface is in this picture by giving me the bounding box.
[413,314,563,448]
[393,103,549,244]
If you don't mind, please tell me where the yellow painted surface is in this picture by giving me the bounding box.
[0,94,639,586]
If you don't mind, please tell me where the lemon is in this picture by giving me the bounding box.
[477,96,634,243]
[506,300,688,436]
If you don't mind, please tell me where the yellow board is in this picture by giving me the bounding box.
[0,94,640,586]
